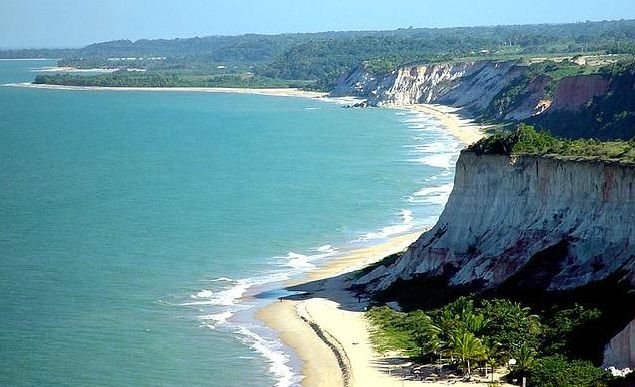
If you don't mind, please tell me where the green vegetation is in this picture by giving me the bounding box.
[485,59,601,118]
[33,71,309,89]
[366,296,616,384]
[527,355,611,387]
[530,60,635,140]
[8,19,635,91]
[354,251,405,279]
[469,124,635,163]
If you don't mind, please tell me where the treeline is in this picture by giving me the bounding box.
[33,72,309,89]
[469,125,635,163]
[7,19,635,86]
[0,48,77,59]
[367,296,626,386]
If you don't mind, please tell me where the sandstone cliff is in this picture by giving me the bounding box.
[357,151,635,367]
[331,60,525,113]
[603,318,635,369]
[359,152,635,291]
[331,60,635,135]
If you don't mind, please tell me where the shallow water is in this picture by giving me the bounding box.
[0,60,461,386]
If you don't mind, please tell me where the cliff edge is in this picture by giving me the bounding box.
[357,149,635,367]
[360,152,635,292]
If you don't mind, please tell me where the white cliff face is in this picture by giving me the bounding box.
[331,61,522,111]
[603,318,635,369]
[330,60,532,115]
[331,60,612,121]
[366,62,478,106]
[360,152,635,292]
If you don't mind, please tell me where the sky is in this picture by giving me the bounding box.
[2,0,635,48]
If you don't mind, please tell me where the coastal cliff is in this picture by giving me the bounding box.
[357,149,635,367]
[332,59,635,139]
[359,152,635,291]
[331,60,523,113]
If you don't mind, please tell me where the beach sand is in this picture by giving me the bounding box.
[407,104,486,146]
[6,82,328,99]
[12,78,491,385]
[257,106,491,387]
[257,230,511,387]
[257,232,426,387]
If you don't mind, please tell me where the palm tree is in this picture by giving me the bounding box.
[409,311,441,359]
[449,330,485,376]
[461,311,489,335]
[423,334,445,364]
[482,338,501,382]
[512,343,537,374]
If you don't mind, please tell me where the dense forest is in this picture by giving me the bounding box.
[6,19,635,89]
[8,19,635,141]
[32,72,311,89]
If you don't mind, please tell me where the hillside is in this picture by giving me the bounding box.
[8,19,635,89]
[356,128,635,371]
[332,58,635,140]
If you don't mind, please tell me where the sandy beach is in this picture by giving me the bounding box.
[257,231,426,387]
[10,77,491,386]
[257,229,510,387]
[6,82,328,99]
[257,106,488,387]
[408,104,486,146]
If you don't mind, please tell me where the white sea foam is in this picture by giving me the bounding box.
[199,311,233,327]
[284,252,316,270]
[411,153,455,169]
[356,209,414,241]
[316,244,337,254]
[235,326,302,387]
[183,279,253,306]
[274,243,340,270]
[207,276,233,282]
[408,183,454,205]
[194,289,214,298]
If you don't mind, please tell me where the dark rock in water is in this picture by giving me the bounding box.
[342,100,370,108]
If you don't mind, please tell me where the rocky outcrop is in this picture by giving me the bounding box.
[359,152,635,292]
[603,318,635,369]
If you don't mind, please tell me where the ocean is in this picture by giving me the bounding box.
[0,60,461,386]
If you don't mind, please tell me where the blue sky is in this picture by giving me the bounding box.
[2,0,634,48]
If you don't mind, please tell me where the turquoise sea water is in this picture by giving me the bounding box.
[0,60,461,386]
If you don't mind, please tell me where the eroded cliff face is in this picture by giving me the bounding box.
[331,60,617,122]
[603,318,635,369]
[331,61,522,112]
[359,152,635,292]
[547,74,611,112]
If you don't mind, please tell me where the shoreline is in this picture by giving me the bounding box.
[256,104,485,386]
[6,83,485,147]
[5,82,328,99]
[256,231,426,387]
[406,104,486,146]
[8,78,488,386]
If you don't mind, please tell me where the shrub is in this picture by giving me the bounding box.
[528,355,611,387]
